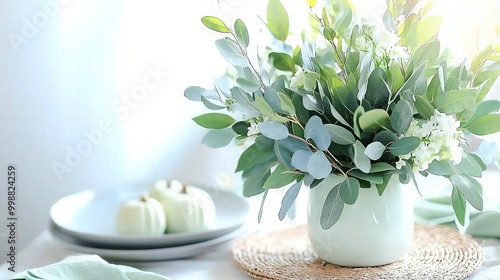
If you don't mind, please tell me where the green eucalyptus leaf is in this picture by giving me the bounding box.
[323,96,352,128]
[304,72,320,91]
[237,149,276,174]
[348,169,384,184]
[234,19,250,48]
[275,141,294,170]
[383,9,396,32]
[322,7,330,28]
[201,16,231,33]
[415,96,435,119]
[293,46,303,66]
[427,73,443,102]
[365,68,390,109]
[432,89,477,114]
[202,128,237,148]
[184,86,207,101]
[388,64,405,93]
[267,0,289,41]
[376,174,393,196]
[469,153,487,171]
[450,174,483,211]
[427,160,457,176]
[463,100,500,126]
[373,130,399,145]
[370,162,396,173]
[278,181,302,221]
[364,141,386,160]
[456,153,483,177]
[353,141,371,173]
[258,120,289,140]
[264,86,284,113]
[346,50,360,73]
[292,94,310,124]
[323,27,336,41]
[269,52,295,72]
[292,149,313,172]
[236,78,261,93]
[404,15,441,47]
[390,99,413,134]
[477,77,499,102]
[451,187,467,226]
[333,8,353,35]
[357,51,374,101]
[397,62,426,95]
[472,45,493,72]
[263,163,300,189]
[352,106,364,138]
[242,160,274,197]
[277,92,295,115]
[307,151,332,179]
[389,137,420,156]
[232,121,249,136]
[339,177,360,205]
[304,116,331,151]
[255,95,275,117]
[257,190,268,222]
[215,38,248,67]
[278,137,310,153]
[359,109,392,132]
[321,184,344,229]
[465,114,500,135]
[324,124,355,145]
[193,113,235,129]
[412,40,440,66]
[201,95,225,110]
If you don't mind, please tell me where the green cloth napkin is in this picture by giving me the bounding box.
[413,172,500,238]
[12,255,170,280]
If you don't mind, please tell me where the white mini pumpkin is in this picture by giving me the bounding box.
[116,195,166,235]
[149,179,216,233]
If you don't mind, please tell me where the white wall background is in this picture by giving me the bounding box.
[0,0,498,265]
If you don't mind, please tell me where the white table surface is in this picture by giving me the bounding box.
[2,227,500,280]
[0,229,254,280]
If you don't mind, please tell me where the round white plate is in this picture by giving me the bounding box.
[50,186,249,249]
[50,222,248,261]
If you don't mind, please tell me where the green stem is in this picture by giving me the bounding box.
[229,32,267,90]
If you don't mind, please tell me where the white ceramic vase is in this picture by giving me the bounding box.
[307,175,414,267]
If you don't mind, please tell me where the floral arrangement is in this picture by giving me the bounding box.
[185,0,500,229]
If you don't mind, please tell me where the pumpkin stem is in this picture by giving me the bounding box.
[140,195,148,202]
[181,184,187,194]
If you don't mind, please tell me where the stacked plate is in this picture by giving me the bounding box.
[49,185,250,261]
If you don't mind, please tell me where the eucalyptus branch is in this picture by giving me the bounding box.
[302,137,346,176]
[324,149,347,176]
[229,32,267,90]
[290,115,305,129]
[330,41,348,82]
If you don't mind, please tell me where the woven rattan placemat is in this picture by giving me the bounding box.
[232,223,483,280]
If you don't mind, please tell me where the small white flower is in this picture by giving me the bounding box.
[389,45,409,62]
[400,111,464,172]
[290,66,305,88]
[396,159,406,169]
[247,122,260,137]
